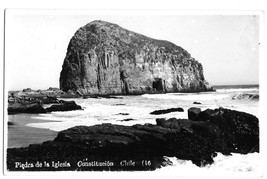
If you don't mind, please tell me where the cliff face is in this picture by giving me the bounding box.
[60,20,212,95]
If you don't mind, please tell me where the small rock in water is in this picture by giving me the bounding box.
[117,118,136,122]
[116,113,129,116]
[193,102,202,104]
[150,107,184,115]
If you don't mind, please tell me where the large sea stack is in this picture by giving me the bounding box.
[60,20,212,95]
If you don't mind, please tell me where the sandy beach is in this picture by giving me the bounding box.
[8,114,58,148]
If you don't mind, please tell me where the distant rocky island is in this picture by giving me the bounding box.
[60,20,213,95]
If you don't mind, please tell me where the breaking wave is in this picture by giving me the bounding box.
[231,93,259,100]
[142,93,229,101]
[216,87,258,93]
[155,152,262,177]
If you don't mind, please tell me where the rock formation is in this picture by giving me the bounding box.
[188,107,202,121]
[8,96,82,114]
[60,20,213,95]
[46,100,82,112]
[8,103,47,114]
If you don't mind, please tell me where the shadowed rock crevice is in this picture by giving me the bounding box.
[152,78,164,92]
[120,71,129,94]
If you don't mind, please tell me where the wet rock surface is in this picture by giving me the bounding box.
[188,107,201,121]
[8,103,47,114]
[188,107,259,154]
[46,100,82,112]
[7,107,259,171]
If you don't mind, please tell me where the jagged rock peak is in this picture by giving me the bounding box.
[60,20,213,95]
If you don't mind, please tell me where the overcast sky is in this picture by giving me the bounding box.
[5,10,260,90]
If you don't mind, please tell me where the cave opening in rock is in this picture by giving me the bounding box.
[152,78,164,92]
[120,71,129,94]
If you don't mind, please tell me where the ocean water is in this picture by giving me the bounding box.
[7,85,262,176]
[27,85,259,131]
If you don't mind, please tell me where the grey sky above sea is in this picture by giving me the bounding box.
[5,10,260,90]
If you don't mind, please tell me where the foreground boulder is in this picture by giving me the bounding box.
[7,108,258,171]
[188,107,201,121]
[188,107,259,153]
[46,100,82,112]
[60,20,213,95]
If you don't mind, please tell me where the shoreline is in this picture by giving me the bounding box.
[6,107,259,171]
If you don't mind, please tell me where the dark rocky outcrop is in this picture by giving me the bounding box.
[7,108,258,171]
[193,101,202,104]
[8,121,15,126]
[150,107,184,115]
[9,88,66,99]
[46,100,82,112]
[83,94,123,99]
[188,107,259,154]
[42,96,60,104]
[8,103,47,114]
[60,20,213,95]
[188,107,201,121]
[8,95,82,114]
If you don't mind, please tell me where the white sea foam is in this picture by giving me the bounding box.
[28,88,259,131]
[216,87,259,93]
[142,92,230,101]
[155,152,262,177]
